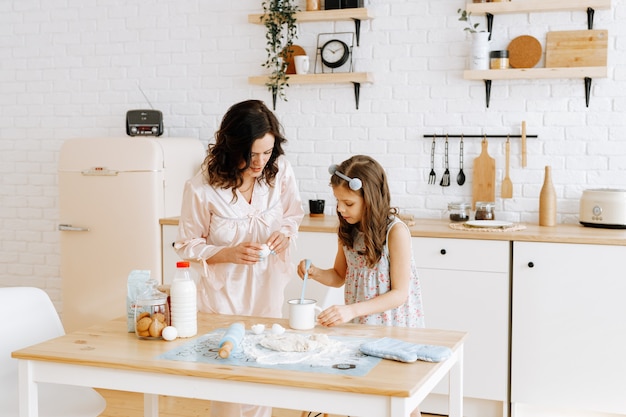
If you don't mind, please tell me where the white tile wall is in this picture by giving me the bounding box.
[1,0,625,304]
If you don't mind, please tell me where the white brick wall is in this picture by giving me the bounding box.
[1,0,625,305]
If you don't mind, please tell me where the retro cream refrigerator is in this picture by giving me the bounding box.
[58,137,204,332]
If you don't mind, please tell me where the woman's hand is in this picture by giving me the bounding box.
[266,231,289,255]
[226,242,265,265]
[317,305,355,327]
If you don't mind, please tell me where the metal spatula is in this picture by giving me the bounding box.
[440,135,450,187]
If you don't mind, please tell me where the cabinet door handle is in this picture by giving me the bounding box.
[440,249,447,255]
[528,261,534,268]
[58,224,90,232]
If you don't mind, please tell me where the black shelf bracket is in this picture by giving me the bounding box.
[353,82,361,109]
[484,80,492,108]
[353,19,362,46]
[585,77,592,107]
[587,7,595,29]
[486,13,494,41]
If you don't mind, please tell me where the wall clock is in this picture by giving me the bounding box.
[315,32,354,74]
[321,39,350,69]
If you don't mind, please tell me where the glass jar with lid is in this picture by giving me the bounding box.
[134,279,170,340]
[447,202,471,222]
[475,201,496,221]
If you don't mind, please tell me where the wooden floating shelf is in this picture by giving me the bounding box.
[466,0,611,15]
[464,66,608,108]
[248,72,374,85]
[247,8,373,24]
[249,72,373,110]
[463,66,608,81]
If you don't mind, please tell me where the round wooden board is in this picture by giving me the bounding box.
[508,35,542,69]
[282,45,306,75]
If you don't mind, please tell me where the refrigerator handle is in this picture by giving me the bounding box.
[58,224,90,232]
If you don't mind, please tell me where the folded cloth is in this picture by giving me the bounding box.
[359,337,452,363]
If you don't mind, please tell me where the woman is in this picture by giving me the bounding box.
[175,99,304,417]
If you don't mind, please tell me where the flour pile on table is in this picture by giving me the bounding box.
[259,333,331,352]
[242,332,354,366]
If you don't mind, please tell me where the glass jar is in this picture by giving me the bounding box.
[490,50,510,69]
[134,279,170,340]
[475,201,496,221]
[447,202,471,222]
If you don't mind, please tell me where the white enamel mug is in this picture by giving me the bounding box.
[294,55,310,75]
[288,299,322,330]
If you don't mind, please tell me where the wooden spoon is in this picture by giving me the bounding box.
[501,137,513,199]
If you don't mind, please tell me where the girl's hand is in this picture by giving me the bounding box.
[297,259,314,280]
[266,231,289,255]
[317,305,355,327]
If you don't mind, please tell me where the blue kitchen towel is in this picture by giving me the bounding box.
[359,337,452,363]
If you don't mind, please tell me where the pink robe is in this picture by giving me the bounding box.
[174,156,304,319]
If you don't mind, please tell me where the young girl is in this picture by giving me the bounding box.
[297,154,424,328]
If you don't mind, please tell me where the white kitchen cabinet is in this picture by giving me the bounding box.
[511,241,626,417]
[161,223,180,285]
[415,237,510,417]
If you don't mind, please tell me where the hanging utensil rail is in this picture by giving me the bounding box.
[423,134,537,139]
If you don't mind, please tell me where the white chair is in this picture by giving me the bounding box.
[0,286,107,417]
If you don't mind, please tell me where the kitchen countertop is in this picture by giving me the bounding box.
[161,215,626,246]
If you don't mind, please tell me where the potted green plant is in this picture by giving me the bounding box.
[457,8,489,70]
[457,8,483,33]
[261,0,299,110]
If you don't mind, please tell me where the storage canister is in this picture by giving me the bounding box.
[475,201,496,220]
[490,50,509,69]
[134,279,170,340]
[447,202,471,222]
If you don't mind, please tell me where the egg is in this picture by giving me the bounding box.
[258,244,272,258]
[251,324,265,334]
[271,323,285,335]
[162,326,178,341]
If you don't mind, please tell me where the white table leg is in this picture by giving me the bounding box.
[389,397,411,417]
[18,360,39,417]
[144,393,159,417]
[448,345,464,417]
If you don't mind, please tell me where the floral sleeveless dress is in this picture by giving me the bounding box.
[342,217,425,328]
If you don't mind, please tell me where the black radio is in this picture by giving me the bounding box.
[126,109,163,137]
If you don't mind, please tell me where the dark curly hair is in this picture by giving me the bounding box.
[203,100,287,201]
[331,155,398,268]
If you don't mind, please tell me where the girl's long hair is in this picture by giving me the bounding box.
[203,100,286,201]
[331,155,398,267]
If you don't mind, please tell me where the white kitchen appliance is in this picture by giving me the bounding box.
[579,188,626,229]
[58,137,204,332]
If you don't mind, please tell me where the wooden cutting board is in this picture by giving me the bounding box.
[472,139,496,210]
[508,35,542,68]
[282,45,306,74]
[545,30,608,68]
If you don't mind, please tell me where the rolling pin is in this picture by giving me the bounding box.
[218,322,245,359]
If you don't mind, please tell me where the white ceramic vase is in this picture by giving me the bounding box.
[470,32,490,70]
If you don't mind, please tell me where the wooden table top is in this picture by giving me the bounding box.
[13,314,466,397]
[162,215,626,246]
